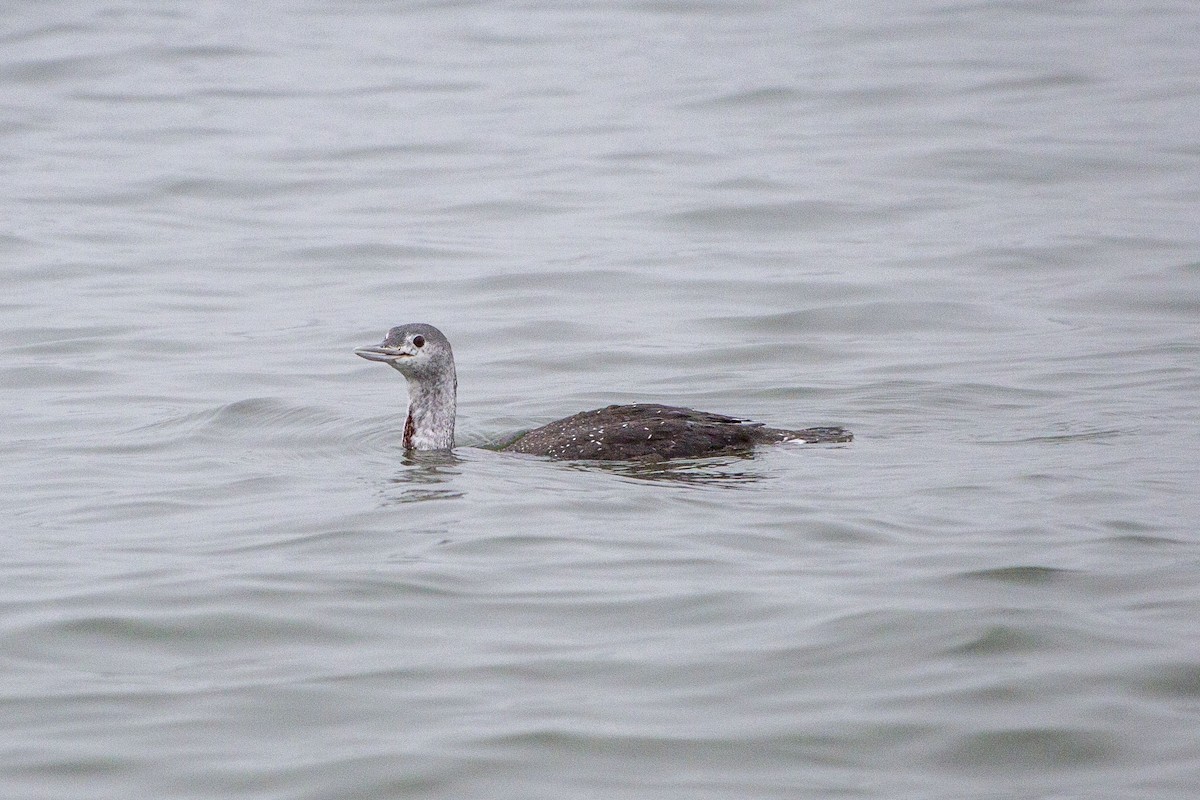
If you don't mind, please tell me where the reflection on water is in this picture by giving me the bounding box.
[381,450,464,504]
[381,443,802,491]
[563,452,768,486]
[384,445,770,493]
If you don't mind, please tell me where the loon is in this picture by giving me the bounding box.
[355,323,851,460]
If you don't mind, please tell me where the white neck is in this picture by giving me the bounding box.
[403,372,456,450]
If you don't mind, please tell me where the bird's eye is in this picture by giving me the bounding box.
[412,335,425,348]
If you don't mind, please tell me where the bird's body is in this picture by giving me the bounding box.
[355,323,850,461]
[503,403,850,460]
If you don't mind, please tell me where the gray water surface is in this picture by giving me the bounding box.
[4,2,1200,799]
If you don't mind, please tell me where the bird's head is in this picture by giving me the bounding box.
[354,323,454,383]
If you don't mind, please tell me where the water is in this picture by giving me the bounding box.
[3,1,1199,798]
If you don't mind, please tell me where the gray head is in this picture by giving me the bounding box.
[354,323,455,384]
[355,323,457,450]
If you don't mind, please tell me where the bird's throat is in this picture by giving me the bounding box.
[402,376,456,450]
[403,412,416,450]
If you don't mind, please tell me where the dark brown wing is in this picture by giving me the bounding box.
[502,403,850,461]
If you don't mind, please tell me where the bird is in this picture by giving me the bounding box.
[354,323,851,461]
